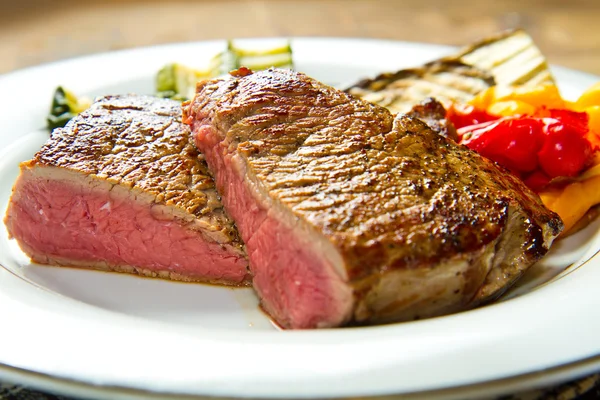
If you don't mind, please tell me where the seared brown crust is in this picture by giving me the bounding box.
[184,69,562,294]
[406,97,458,141]
[36,95,243,248]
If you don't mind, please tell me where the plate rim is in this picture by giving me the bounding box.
[1,351,599,400]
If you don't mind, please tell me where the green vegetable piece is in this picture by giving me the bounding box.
[209,42,239,77]
[47,87,91,130]
[232,41,294,71]
[155,40,295,100]
[209,40,294,77]
[156,63,210,101]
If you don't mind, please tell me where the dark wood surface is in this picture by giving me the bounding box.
[1,0,600,75]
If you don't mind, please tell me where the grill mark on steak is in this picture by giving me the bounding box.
[5,95,249,285]
[184,68,563,328]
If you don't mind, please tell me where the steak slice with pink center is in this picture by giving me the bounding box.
[5,95,248,285]
[183,68,563,329]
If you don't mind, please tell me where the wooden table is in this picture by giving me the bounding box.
[1,0,600,76]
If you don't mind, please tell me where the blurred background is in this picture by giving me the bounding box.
[1,0,600,75]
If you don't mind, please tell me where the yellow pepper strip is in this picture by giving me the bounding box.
[469,84,565,112]
[486,100,537,117]
[540,175,600,233]
[585,105,600,149]
[502,84,565,109]
[578,153,600,181]
[539,151,600,234]
[574,82,600,111]
[588,105,600,131]
[469,86,498,110]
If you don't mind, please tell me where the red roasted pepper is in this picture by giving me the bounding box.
[447,104,497,129]
[459,117,545,174]
[523,170,552,192]
[452,109,595,190]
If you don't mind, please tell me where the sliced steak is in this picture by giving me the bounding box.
[5,95,249,285]
[183,68,563,329]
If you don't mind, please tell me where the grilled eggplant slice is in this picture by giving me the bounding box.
[346,30,554,113]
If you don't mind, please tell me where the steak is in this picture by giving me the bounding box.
[406,97,458,141]
[183,68,563,329]
[5,95,249,285]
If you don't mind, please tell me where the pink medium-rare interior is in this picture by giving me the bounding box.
[193,124,353,329]
[6,167,248,284]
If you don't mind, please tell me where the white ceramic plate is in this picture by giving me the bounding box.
[0,38,599,400]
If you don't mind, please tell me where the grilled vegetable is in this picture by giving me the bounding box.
[451,30,554,87]
[540,173,600,235]
[156,63,210,101]
[209,40,293,76]
[457,112,593,182]
[47,41,294,130]
[469,84,566,112]
[47,87,91,130]
[346,30,554,114]
[157,40,294,101]
[450,82,600,235]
